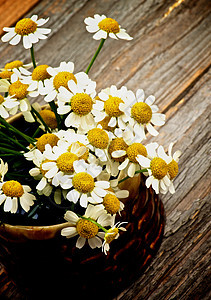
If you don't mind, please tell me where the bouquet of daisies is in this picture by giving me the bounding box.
[0,14,181,254]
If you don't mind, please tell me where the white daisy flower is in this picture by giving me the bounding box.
[0,77,38,112]
[43,61,92,103]
[0,159,8,182]
[20,64,52,97]
[1,60,32,82]
[1,15,51,49]
[65,160,110,208]
[0,180,36,213]
[0,94,19,118]
[87,126,111,162]
[136,144,172,194]
[84,14,133,41]
[102,221,127,255]
[159,142,181,194]
[61,204,115,249]
[120,89,166,141]
[57,79,96,132]
[93,85,130,130]
[41,142,87,184]
[111,128,148,177]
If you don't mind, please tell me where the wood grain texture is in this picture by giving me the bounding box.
[0,0,41,36]
[0,0,211,298]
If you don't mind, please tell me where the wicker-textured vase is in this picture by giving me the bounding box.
[0,114,165,300]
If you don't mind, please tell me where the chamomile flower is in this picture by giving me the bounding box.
[93,85,130,129]
[41,142,87,184]
[61,204,114,249]
[102,222,127,255]
[0,94,19,118]
[159,143,181,194]
[57,79,96,132]
[1,15,51,49]
[0,159,8,182]
[110,128,148,177]
[87,126,110,162]
[0,180,35,213]
[20,64,52,96]
[1,60,32,81]
[120,89,165,141]
[1,77,37,112]
[65,160,110,208]
[43,61,92,102]
[136,144,172,194]
[84,14,133,40]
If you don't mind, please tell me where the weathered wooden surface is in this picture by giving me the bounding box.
[0,0,211,299]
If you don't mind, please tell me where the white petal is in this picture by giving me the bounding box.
[95,181,110,189]
[1,30,16,42]
[9,34,21,45]
[93,30,107,40]
[152,178,159,194]
[76,236,86,249]
[80,193,88,208]
[61,227,78,238]
[146,123,159,136]
[151,113,165,126]
[64,210,79,223]
[128,163,136,177]
[145,95,155,106]
[136,155,150,168]
[66,189,80,203]
[23,35,32,49]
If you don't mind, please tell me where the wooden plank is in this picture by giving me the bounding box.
[116,68,211,300]
[0,0,41,36]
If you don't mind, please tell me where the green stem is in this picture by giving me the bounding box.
[85,38,106,74]
[30,45,36,69]
[31,106,51,133]
[0,132,28,151]
[0,117,36,146]
[0,147,23,156]
[49,101,62,130]
[118,169,148,184]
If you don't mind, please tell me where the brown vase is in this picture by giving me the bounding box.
[0,113,165,300]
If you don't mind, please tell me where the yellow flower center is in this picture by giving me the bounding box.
[56,152,78,173]
[76,219,99,239]
[104,228,119,244]
[32,65,51,81]
[2,180,24,197]
[98,116,115,132]
[131,102,152,124]
[71,93,93,116]
[126,143,147,163]
[168,159,179,180]
[39,110,57,129]
[9,80,29,100]
[72,172,95,194]
[104,96,123,117]
[36,133,59,152]
[15,18,37,36]
[40,159,55,176]
[0,95,4,105]
[0,71,13,79]
[5,60,23,70]
[87,128,109,149]
[108,137,128,162]
[150,157,168,180]
[68,142,89,161]
[53,71,77,91]
[98,18,120,34]
[103,194,120,215]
